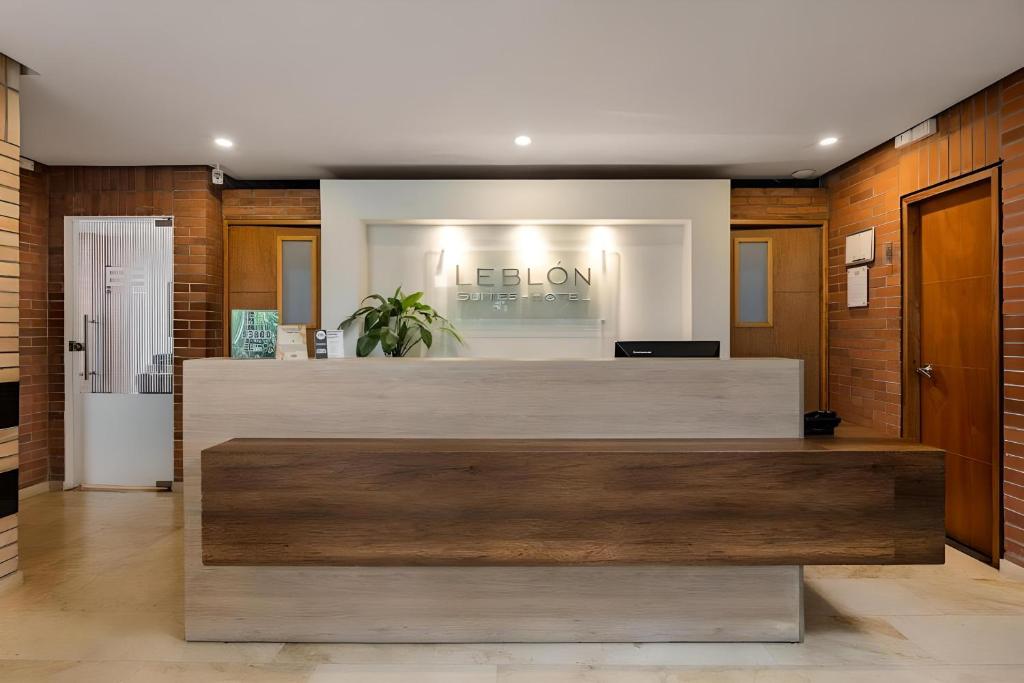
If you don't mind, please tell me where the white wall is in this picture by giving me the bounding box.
[320,179,731,357]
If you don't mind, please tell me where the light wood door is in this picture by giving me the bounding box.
[731,227,823,411]
[917,181,999,561]
[225,225,321,354]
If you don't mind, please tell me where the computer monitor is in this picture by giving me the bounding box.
[614,341,721,358]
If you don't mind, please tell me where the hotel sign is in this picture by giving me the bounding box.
[439,250,613,320]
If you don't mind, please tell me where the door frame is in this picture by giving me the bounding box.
[62,217,82,490]
[730,219,830,409]
[900,165,1002,564]
[222,219,321,356]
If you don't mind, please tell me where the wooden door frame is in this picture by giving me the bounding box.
[730,219,830,410]
[900,165,1002,564]
[222,219,322,356]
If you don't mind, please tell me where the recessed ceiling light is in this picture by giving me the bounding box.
[514,135,532,147]
[818,136,838,147]
[214,137,234,148]
[791,169,817,179]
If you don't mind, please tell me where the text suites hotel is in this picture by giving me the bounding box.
[2,1,1024,681]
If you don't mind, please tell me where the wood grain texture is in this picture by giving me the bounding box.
[909,174,1001,562]
[224,224,321,355]
[186,564,803,643]
[184,357,804,440]
[731,227,823,411]
[201,437,944,567]
[184,357,806,642]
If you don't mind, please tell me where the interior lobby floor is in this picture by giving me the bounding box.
[2,491,1024,682]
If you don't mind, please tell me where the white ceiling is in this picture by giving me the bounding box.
[3,0,1024,180]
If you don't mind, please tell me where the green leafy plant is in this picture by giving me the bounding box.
[339,288,463,357]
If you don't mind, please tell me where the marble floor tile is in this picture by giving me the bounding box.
[273,642,775,667]
[750,667,1024,682]
[496,665,1024,683]
[497,667,758,682]
[0,660,316,683]
[762,615,939,667]
[4,490,1024,682]
[0,610,283,664]
[803,546,999,581]
[804,579,944,617]
[886,615,1024,665]
[308,664,497,682]
[806,574,1024,617]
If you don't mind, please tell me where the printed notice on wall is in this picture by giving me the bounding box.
[847,265,869,308]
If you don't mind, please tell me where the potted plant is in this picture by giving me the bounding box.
[339,288,463,357]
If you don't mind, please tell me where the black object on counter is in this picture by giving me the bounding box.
[614,341,721,358]
[805,410,842,436]
[314,329,329,359]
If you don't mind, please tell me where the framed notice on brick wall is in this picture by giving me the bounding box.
[845,228,875,266]
[847,265,869,308]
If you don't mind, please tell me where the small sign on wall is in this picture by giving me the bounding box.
[845,228,875,266]
[847,265,869,308]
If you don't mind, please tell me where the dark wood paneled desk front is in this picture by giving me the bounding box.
[201,437,944,568]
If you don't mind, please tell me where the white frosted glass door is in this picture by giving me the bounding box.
[66,217,174,487]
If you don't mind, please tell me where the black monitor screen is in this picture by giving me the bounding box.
[614,341,721,358]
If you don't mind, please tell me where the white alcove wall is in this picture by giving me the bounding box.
[320,179,731,358]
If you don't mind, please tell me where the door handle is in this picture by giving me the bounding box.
[916,363,934,379]
[83,314,90,379]
[82,314,97,379]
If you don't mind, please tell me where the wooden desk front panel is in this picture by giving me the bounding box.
[202,438,944,567]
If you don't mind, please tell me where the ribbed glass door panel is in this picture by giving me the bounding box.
[74,218,173,394]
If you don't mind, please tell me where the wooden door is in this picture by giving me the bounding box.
[225,224,321,354]
[731,227,823,411]
[914,180,999,561]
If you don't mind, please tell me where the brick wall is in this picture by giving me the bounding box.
[1001,73,1024,565]
[824,82,1005,435]
[730,187,828,222]
[824,141,903,433]
[822,70,1024,566]
[45,166,223,482]
[0,52,22,584]
[17,163,47,488]
[222,188,320,221]
[20,177,320,485]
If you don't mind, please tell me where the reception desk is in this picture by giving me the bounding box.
[183,358,944,643]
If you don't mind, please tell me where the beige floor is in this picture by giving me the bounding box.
[2,492,1024,682]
